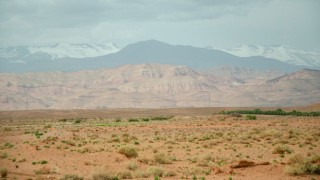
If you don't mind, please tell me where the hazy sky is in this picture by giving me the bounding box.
[0,0,319,49]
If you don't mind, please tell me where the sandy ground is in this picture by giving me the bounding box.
[0,107,319,180]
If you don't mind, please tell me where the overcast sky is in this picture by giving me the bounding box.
[0,0,319,49]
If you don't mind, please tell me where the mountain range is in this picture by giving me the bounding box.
[1,64,319,110]
[0,40,319,110]
[0,43,120,60]
[0,40,312,73]
[211,45,320,67]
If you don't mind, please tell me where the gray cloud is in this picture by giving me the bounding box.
[0,0,319,49]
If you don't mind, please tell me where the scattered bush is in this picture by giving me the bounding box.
[165,171,176,177]
[91,169,119,180]
[92,172,119,180]
[117,171,132,179]
[0,168,8,178]
[35,166,51,174]
[115,117,122,122]
[0,153,8,159]
[222,109,320,116]
[60,174,84,180]
[59,118,67,122]
[285,163,320,176]
[151,116,174,121]
[3,127,12,132]
[148,167,164,177]
[2,142,14,149]
[154,153,172,164]
[34,131,43,138]
[285,164,307,176]
[245,115,256,120]
[119,146,138,158]
[230,113,242,117]
[128,118,139,122]
[44,124,52,129]
[285,154,320,176]
[133,170,150,178]
[32,160,48,165]
[272,145,293,154]
[127,162,138,171]
[287,154,304,164]
[40,160,48,164]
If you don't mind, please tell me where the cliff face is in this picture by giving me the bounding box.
[1,64,319,110]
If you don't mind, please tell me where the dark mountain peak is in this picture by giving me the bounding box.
[139,39,169,44]
[122,39,173,51]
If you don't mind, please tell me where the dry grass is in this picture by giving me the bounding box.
[272,145,293,154]
[60,174,84,180]
[285,154,320,176]
[118,146,138,158]
[0,108,319,179]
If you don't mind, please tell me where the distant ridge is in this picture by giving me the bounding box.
[267,69,320,83]
[0,43,120,60]
[211,45,320,67]
[1,64,319,110]
[0,40,308,73]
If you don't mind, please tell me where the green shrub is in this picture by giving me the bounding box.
[40,160,48,164]
[285,163,320,175]
[74,119,81,124]
[34,131,43,138]
[245,115,256,120]
[272,145,293,154]
[115,118,122,122]
[285,164,306,175]
[141,118,150,122]
[2,142,14,149]
[0,153,8,159]
[222,109,320,116]
[119,146,138,158]
[151,116,174,121]
[128,118,139,122]
[60,174,84,180]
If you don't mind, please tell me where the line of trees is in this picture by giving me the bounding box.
[221,108,320,116]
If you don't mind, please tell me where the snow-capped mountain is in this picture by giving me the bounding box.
[210,45,320,67]
[0,43,120,60]
[0,40,303,73]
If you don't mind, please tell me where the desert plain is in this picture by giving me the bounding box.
[0,106,319,180]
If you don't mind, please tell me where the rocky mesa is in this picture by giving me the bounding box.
[1,64,319,110]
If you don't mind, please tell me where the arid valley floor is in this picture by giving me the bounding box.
[0,106,319,180]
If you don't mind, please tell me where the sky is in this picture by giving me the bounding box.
[0,0,319,49]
